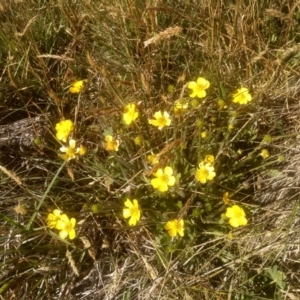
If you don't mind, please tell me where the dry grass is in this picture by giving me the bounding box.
[1,1,300,299]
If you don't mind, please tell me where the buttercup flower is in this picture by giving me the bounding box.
[151,166,176,192]
[174,99,189,115]
[204,155,214,164]
[165,219,184,237]
[134,136,143,146]
[225,205,247,228]
[104,135,119,151]
[123,103,139,125]
[187,77,210,98]
[260,149,270,159]
[232,87,252,105]
[148,111,171,130]
[147,153,159,165]
[69,79,88,93]
[201,131,207,139]
[47,209,62,228]
[55,120,74,143]
[123,199,141,226]
[56,214,76,239]
[195,162,216,184]
[60,139,77,161]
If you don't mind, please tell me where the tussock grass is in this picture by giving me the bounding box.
[1,1,300,299]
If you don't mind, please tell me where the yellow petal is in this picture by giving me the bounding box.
[150,178,161,189]
[167,176,176,186]
[69,139,76,148]
[187,81,197,89]
[158,182,168,192]
[70,218,76,227]
[53,209,61,216]
[164,166,173,176]
[154,168,163,177]
[229,218,239,228]
[128,216,137,226]
[153,111,163,119]
[123,208,131,219]
[59,230,68,239]
[60,146,67,153]
[225,207,234,219]
[124,199,133,208]
[69,229,76,240]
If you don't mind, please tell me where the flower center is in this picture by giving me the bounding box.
[202,169,209,177]
[234,211,243,218]
[130,207,139,217]
[158,117,167,127]
[161,174,170,183]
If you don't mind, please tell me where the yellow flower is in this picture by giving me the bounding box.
[123,199,141,226]
[195,162,216,184]
[201,131,207,139]
[217,99,227,109]
[69,79,88,93]
[165,219,184,237]
[260,149,270,159]
[225,205,247,228]
[55,120,74,143]
[123,103,139,125]
[134,135,143,146]
[56,214,76,239]
[104,135,119,151]
[222,192,231,205]
[204,155,214,164]
[151,166,176,192]
[148,111,171,130]
[60,139,77,161]
[232,87,252,105]
[147,153,159,165]
[47,209,62,229]
[187,77,210,98]
[174,99,189,115]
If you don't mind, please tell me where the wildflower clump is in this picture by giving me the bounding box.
[195,156,216,184]
[69,79,88,93]
[225,205,247,228]
[104,135,119,151]
[123,103,139,125]
[148,111,171,130]
[55,120,74,143]
[47,210,76,240]
[232,87,252,105]
[187,77,210,98]
[60,139,86,161]
[151,166,176,192]
[123,199,141,226]
[165,219,184,237]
